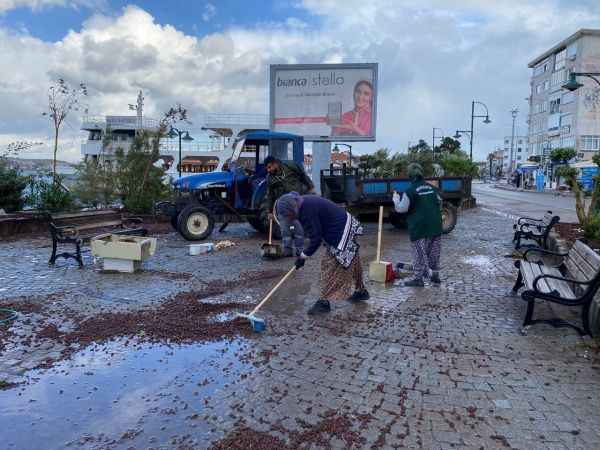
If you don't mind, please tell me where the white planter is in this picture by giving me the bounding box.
[91,234,157,273]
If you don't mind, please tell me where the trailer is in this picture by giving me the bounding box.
[320,166,472,234]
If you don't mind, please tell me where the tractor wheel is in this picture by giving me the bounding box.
[170,213,179,231]
[177,205,215,241]
[441,202,458,234]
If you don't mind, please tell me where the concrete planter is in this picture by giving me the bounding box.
[91,233,157,273]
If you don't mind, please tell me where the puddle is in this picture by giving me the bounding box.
[1,338,253,450]
[463,255,496,274]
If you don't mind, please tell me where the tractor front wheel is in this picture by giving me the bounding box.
[177,205,215,241]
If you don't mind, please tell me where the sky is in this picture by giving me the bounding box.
[1,0,599,162]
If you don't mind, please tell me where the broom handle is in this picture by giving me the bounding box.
[250,266,296,316]
[268,217,273,245]
[376,206,383,262]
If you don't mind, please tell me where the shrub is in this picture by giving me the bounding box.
[0,160,28,212]
[27,172,74,212]
[439,152,479,177]
[584,214,600,241]
[72,159,117,208]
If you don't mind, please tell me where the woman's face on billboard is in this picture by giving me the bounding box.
[354,83,373,110]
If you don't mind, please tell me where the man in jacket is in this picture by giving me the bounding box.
[265,156,314,256]
[393,163,443,287]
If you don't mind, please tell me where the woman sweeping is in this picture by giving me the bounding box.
[275,192,369,315]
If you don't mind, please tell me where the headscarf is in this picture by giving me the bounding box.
[274,192,302,224]
[407,163,424,181]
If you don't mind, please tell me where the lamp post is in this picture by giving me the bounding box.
[333,143,353,168]
[167,127,194,178]
[508,108,518,182]
[432,128,444,158]
[457,101,491,161]
[562,72,600,91]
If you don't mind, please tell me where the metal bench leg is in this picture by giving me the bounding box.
[582,301,593,337]
[49,239,58,265]
[523,298,535,327]
[75,242,84,268]
[512,269,523,293]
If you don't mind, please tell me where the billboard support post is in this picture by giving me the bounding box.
[312,141,331,195]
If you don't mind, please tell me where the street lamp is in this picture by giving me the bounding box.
[333,143,353,169]
[459,101,491,161]
[562,72,600,91]
[168,127,194,177]
[432,128,444,157]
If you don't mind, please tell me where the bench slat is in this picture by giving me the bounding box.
[573,240,600,271]
[565,256,589,283]
[74,220,124,231]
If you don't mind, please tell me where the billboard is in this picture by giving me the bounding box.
[270,63,378,142]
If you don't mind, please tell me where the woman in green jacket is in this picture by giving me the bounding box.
[393,163,443,287]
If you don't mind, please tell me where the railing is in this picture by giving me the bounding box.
[203,113,269,127]
[81,115,160,129]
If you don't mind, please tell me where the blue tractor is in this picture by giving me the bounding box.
[156,130,305,241]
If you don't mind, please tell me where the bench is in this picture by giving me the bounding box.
[512,240,600,336]
[513,211,560,249]
[48,211,148,268]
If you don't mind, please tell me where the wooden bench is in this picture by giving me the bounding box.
[48,210,147,268]
[512,240,600,336]
[513,211,560,249]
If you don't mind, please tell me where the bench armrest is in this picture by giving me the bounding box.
[517,216,545,225]
[523,248,567,262]
[50,223,80,238]
[533,273,591,293]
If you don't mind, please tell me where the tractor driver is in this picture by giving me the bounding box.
[265,156,315,257]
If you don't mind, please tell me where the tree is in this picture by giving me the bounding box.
[42,79,88,181]
[111,104,186,213]
[550,147,576,164]
[408,140,434,177]
[556,153,600,228]
[435,137,461,155]
[0,159,28,212]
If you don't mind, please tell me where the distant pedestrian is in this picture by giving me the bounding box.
[275,192,369,315]
[265,156,314,257]
[393,163,443,287]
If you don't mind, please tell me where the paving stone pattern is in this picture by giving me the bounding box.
[1,208,599,450]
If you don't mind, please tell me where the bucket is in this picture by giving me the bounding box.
[189,243,214,255]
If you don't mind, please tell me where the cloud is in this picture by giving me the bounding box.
[202,2,216,22]
[1,2,600,162]
[0,0,102,13]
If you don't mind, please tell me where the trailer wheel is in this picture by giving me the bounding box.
[389,211,406,230]
[441,203,457,234]
[177,205,215,241]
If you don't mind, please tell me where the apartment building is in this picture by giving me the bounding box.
[527,29,600,161]
[502,135,528,173]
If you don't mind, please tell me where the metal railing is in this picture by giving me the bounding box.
[203,113,269,127]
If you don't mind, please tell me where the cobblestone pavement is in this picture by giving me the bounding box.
[1,207,599,450]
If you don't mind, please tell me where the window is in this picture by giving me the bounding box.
[582,135,600,151]
[518,148,522,152]
[504,139,509,145]
[550,98,561,114]
[562,91,574,104]
[517,155,522,160]
[555,48,567,71]
[544,80,550,91]
[567,42,577,60]
[533,59,550,77]
[551,69,567,87]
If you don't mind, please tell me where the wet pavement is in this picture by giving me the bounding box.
[1,207,599,449]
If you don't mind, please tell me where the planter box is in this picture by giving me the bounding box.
[91,233,157,273]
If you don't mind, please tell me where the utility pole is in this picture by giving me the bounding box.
[508,108,518,182]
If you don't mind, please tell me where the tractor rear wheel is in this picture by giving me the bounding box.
[177,205,215,241]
